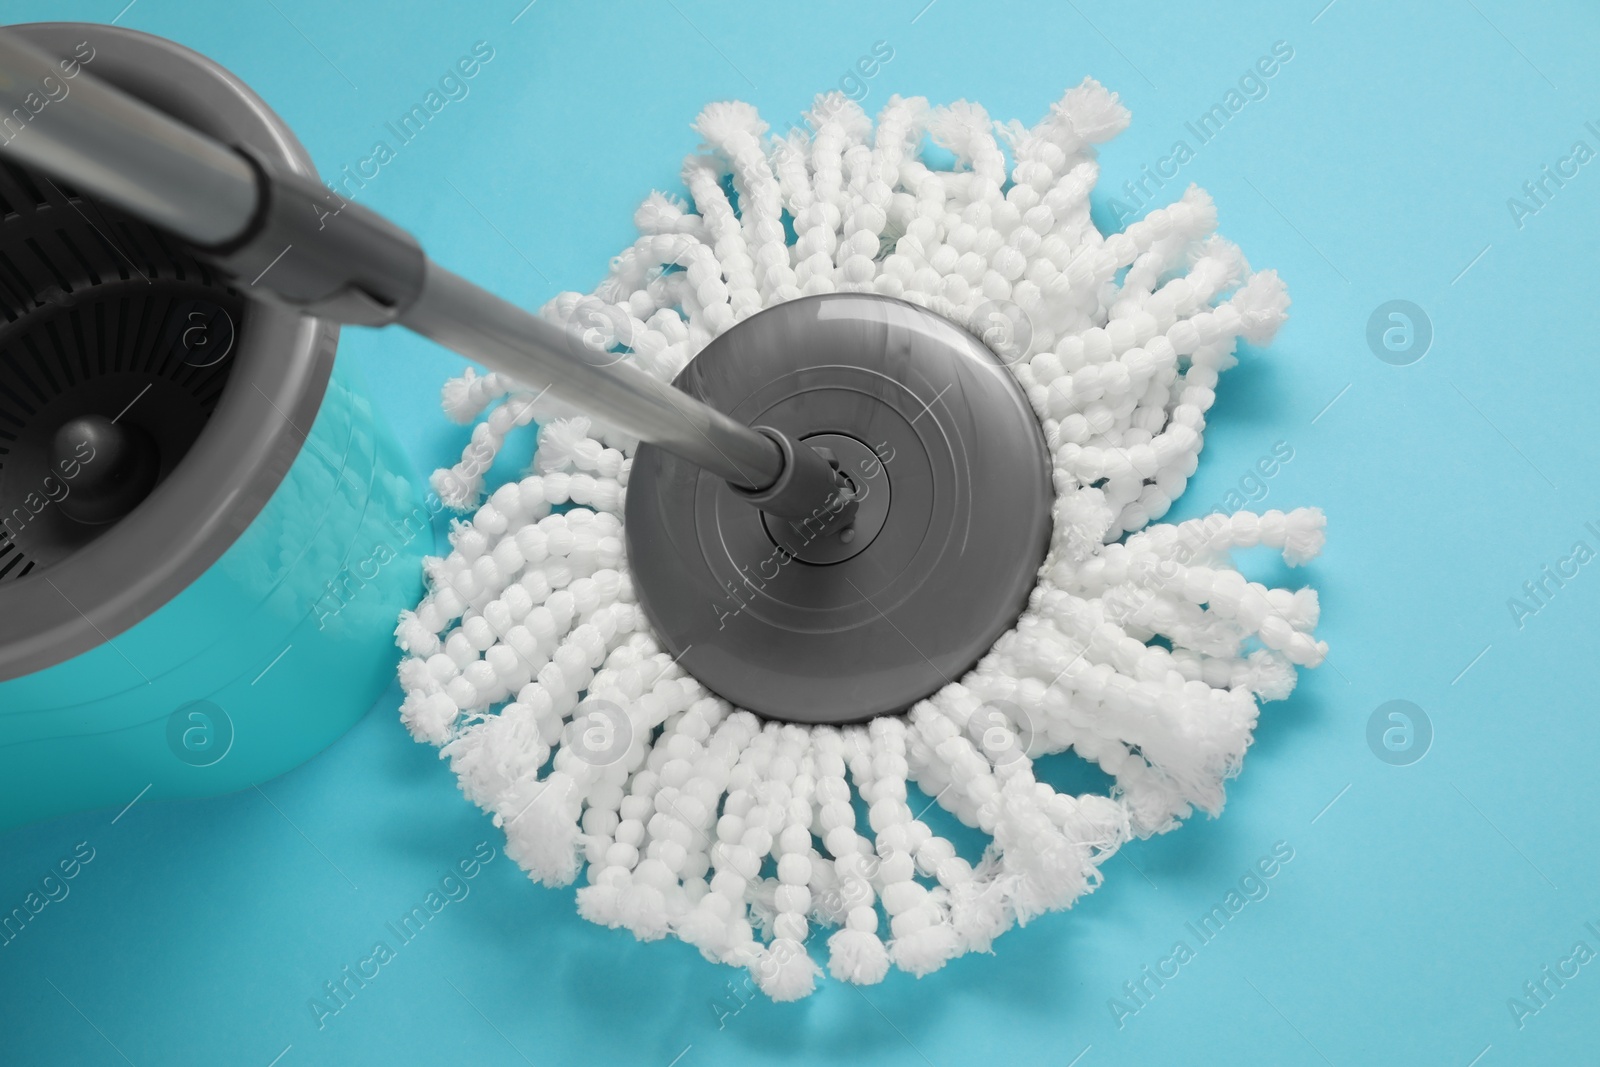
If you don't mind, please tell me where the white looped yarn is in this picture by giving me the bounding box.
[396,80,1327,1001]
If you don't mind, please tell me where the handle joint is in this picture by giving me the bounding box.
[206,148,426,326]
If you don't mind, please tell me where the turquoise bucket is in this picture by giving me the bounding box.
[0,24,429,831]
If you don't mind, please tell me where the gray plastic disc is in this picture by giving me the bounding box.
[625,293,1052,725]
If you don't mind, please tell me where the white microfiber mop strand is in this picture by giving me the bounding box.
[395,81,1326,1000]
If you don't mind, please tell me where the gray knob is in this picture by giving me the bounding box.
[52,414,160,526]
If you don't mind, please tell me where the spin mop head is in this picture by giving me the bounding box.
[394,80,1326,1000]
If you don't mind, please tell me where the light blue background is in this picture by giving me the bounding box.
[2,1,1597,1064]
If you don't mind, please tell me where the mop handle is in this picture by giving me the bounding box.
[0,29,851,515]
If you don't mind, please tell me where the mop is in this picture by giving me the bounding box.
[393,81,1327,1000]
[0,29,1324,1002]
